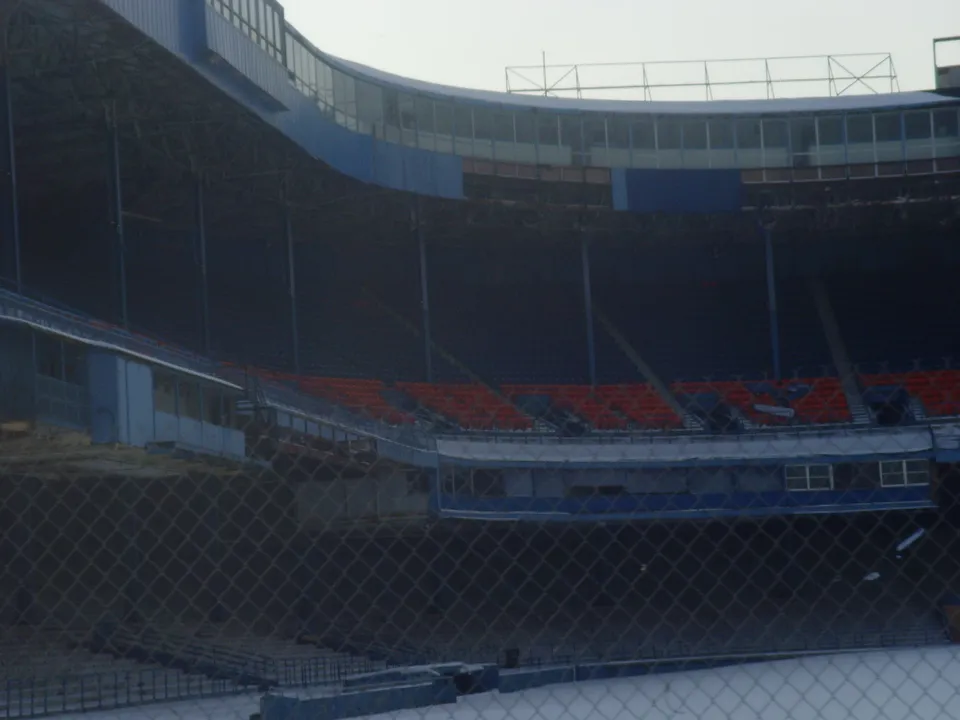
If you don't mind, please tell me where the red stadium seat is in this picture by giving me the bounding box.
[398,383,533,431]
[298,377,414,426]
[861,370,960,418]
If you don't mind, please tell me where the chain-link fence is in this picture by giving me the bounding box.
[2,345,960,720]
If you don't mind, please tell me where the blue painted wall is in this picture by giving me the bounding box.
[621,169,743,213]
[87,352,154,447]
[436,486,934,522]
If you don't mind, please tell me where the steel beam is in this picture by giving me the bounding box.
[581,235,598,387]
[195,175,211,354]
[417,201,434,382]
[763,224,781,380]
[106,117,128,328]
[0,64,20,292]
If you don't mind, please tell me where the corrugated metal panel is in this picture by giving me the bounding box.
[624,169,742,214]
[98,0,194,56]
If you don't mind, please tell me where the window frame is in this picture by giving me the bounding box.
[785,464,834,491]
[879,459,930,487]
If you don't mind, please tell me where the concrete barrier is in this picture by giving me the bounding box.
[261,678,457,720]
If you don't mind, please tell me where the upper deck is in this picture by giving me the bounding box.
[92,0,960,198]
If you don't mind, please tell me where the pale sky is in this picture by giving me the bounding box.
[281,0,960,100]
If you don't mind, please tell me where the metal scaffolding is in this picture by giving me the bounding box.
[505,53,900,102]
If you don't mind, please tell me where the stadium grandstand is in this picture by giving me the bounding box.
[0,0,959,717]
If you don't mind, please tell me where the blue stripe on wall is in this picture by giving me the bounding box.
[624,169,743,214]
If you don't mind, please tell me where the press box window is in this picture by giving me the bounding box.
[879,460,929,487]
[785,464,833,491]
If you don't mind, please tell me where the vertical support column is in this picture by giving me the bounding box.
[195,174,211,355]
[763,223,782,380]
[416,200,434,382]
[0,63,20,291]
[106,112,128,329]
[285,203,300,375]
[581,235,598,387]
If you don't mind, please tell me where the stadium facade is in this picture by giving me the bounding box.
[1,0,960,715]
[1,0,958,521]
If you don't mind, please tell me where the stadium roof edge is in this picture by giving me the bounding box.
[325,55,957,116]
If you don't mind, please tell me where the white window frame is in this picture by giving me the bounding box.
[879,459,930,487]
[785,464,834,491]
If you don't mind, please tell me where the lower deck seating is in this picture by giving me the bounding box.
[398,383,533,431]
[861,371,960,418]
[297,378,414,426]
[675,378,852,426]
[257,370,960,433]
[0,629,219,716]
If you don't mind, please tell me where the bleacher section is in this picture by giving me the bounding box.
[0,629,222,716]
[276,374,877,432]
[106,624,382,688]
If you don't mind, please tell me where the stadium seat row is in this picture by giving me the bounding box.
[272,370,960,432]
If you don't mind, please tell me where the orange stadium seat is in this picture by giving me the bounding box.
[861,370,960,418]
[398,383,533,431]
[297,377,414,426]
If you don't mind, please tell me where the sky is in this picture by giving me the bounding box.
[67,645,960,720]
[280,0,960,100]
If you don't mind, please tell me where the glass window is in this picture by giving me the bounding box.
[816,116,844,166]
[382,88,401,143]
[762,119,789,148]
[934,108,960,161]
[398,93,417,147]
[845,114,873,144]
[202,387,223,426]
[874,112,903,163]
[658,119,681,149]
[607,116,629,149]
[34,333,62,379]
[472,106,494,158]
[332,69,356,129]
[682,121,707,150]
[631,119,655,150]
[905,111,932,140]
[493,111,516,161]
[537,113,559,147]
[354,80,382,135]
[178,380,202,420]
[154,372,177,415]
[582,117,607,165]
[935,109,959,138]
[817,116,844,146]
[736,119,761,149]
[879,460,930,487]
[709,119,735,149]
[515,111,536,144]
[560,115,583,165]
[416,97,435,151]
[875,113,901,143]
[63,342,85,385]
[454,105,473,155]
[435,101,455,153]
[583,117,606,147]
[493,111,515,143]
[785,464,833,491]
[559,115,583,150]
